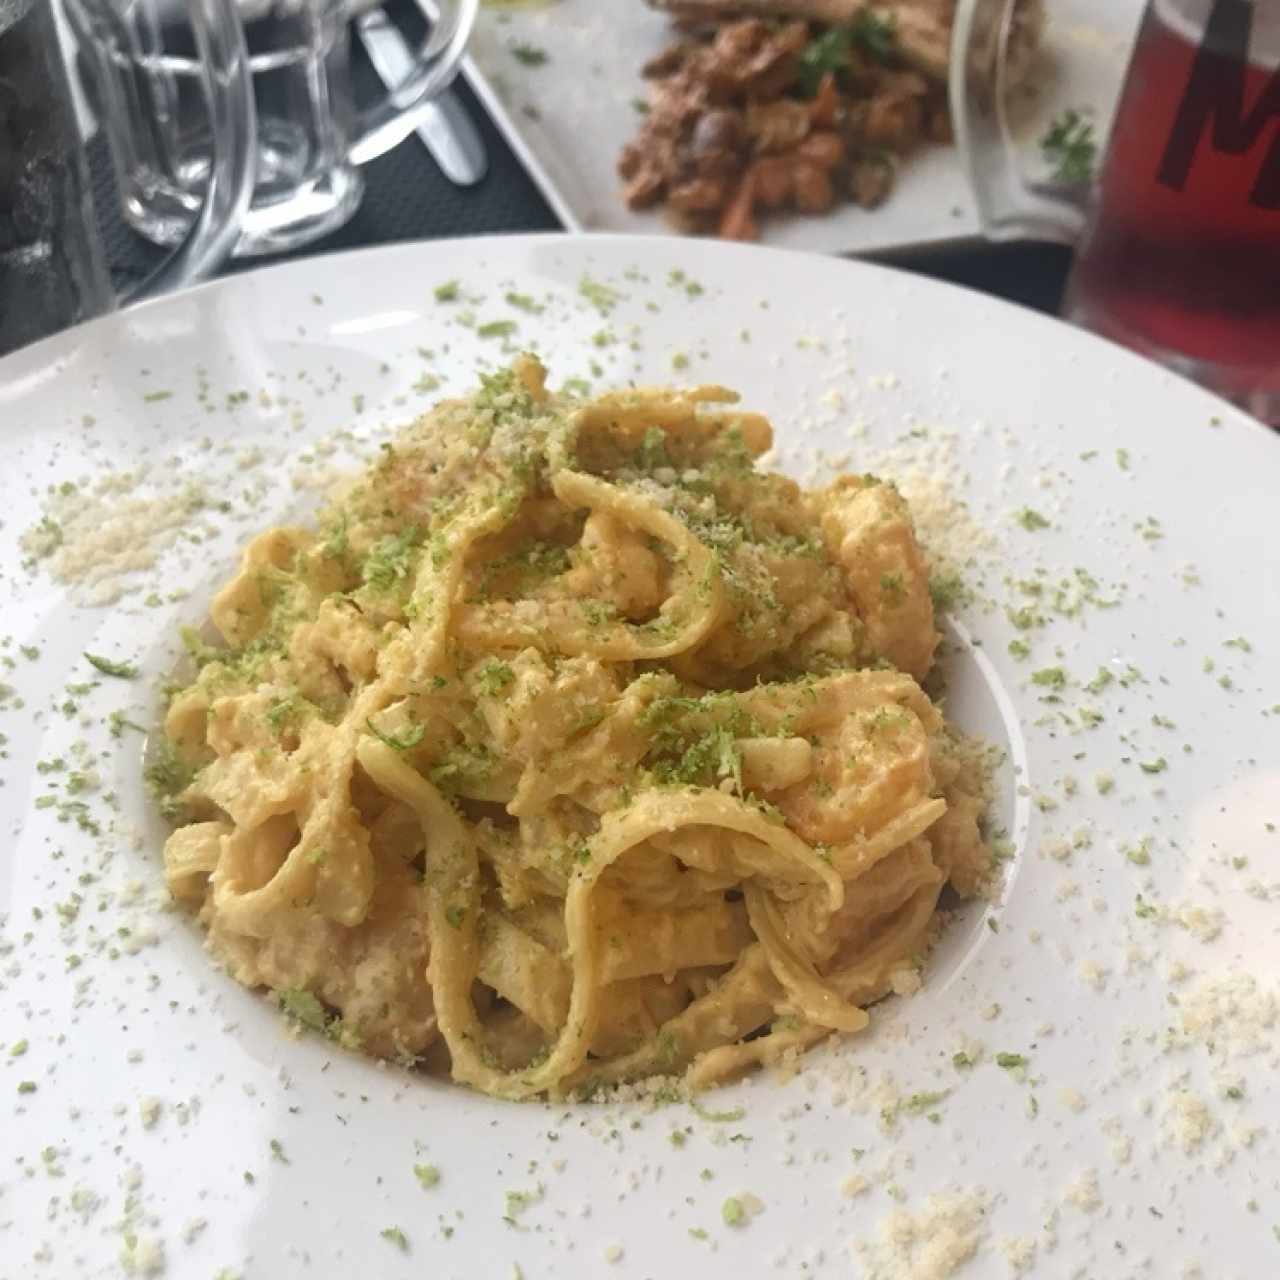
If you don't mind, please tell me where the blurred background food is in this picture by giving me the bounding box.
[619,0,1043,239]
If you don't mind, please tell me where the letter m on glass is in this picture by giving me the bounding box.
[1158,0,1280,208]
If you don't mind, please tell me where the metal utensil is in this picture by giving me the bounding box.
[355,9,488,186]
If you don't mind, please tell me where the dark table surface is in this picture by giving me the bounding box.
[94,42,1076,324]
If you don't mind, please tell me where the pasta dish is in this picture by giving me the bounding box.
[155,356,992,1100]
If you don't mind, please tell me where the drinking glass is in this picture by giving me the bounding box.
[67,0,477,258]
[0,0,254,355]
[953,0,1280,426]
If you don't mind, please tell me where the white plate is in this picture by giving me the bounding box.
[468,0,1142,251]
[3,234,1279,1280]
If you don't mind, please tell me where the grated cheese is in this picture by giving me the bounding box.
[21,471,212,606]
[119,1233,165,1277]
[1163,1088,1217,1154]
[1174,971,1277,1062]
[1171,901,1225,944]
[1062,1168,1100,1212]
[859,433,1001,583]
[997,1235,1037,1274]
[853,1190,988,1280]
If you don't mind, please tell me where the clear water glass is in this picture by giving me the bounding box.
[67,0,477,258]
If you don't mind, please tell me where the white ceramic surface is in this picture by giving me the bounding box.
[2,234,1279,1280]
[468,0,1143,251]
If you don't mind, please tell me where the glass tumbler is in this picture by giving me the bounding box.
[67,0,477,257]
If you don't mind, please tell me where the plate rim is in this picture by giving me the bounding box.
[5,230,1271,448]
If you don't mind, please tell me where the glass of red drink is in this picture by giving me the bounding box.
[953,0,1280,427]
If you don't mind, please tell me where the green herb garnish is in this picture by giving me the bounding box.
[474,659,515,696]
[796,27,853,96]
[380,1226,409,1251]
[796,13,896,95]
[690,1099,745,1123]
[929,571,970,611]
[511,42,548,66]
[85,652,138,679]
[361,525,422,592]
[109,711,146,738]
[1084,667,1114,694]
[144,743,194,819]
[851,10,896,62]
[277,988,330,1034]
[1040,108,1096,183]
[578,275,620,314]
[365,719,426,752]
[1031,666,1067,690]
[904,1090,949,1112]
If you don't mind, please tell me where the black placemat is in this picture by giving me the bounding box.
[876,240,1073,317]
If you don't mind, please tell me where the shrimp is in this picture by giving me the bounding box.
[741,669,939,846]
[816,475,938,680]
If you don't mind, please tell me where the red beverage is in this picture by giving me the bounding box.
[1064,0,1280,419]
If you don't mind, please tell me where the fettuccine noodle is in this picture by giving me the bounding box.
[155,356,994,1098]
